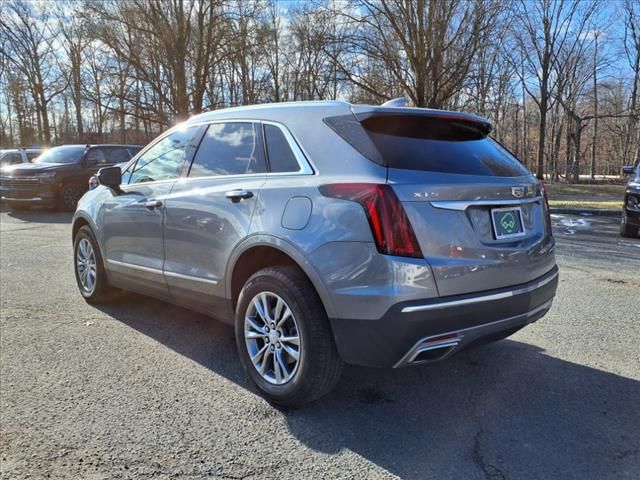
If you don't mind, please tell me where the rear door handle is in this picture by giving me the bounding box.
[144,199,163,209]
[225,189,254,203]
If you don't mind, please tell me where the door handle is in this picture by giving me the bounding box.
[225,189,254,203]
[144,199,163,209]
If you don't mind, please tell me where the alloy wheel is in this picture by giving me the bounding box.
[244,291,301,385]
[63,185,82,209]
[76,238,97,294]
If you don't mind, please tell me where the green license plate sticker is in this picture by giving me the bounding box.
[491,207,525,239]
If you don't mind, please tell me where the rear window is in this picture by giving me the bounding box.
[264,124,300,173]
[326,114,530,177]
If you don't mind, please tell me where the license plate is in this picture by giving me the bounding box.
[491,207,525,239]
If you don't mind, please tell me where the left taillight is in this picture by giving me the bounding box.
[319,183,423,258]
[540,181,552,236]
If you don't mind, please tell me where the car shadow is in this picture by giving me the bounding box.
[96,294,640,479]
[1,206,73,224]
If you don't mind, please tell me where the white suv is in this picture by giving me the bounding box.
[0,148,42,169]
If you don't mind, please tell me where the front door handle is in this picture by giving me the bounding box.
[225,189,254,203]
[144,199,163,209]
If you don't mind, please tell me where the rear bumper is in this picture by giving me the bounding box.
[329,266,559,368]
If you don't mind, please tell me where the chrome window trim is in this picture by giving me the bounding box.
[431,197,541,211]
[125,119,315,187]
[261,120,315,175]
[107,259,219,285]
[401,269,558,313]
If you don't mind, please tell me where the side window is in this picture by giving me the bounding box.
[129,127,198,184]
[5,153,23,165]
[26,152,40,162]
[104,147,131,163]
[189,122,265,178]
[264,124,301,173]
[86,148,108,164]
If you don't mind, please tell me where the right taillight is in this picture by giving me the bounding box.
[319,183,423,258]
[540,181,552,236]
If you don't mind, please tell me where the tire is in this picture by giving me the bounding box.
[620,219,637,238]
[73,225,118,303]
[235,266,343,408]
[58,183,84,211]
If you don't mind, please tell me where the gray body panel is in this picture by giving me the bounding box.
[73,100,557,366]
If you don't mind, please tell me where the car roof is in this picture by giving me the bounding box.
[64,144,142,147]
[184,100,489,125]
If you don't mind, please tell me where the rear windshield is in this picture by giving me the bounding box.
[326,114,530,177]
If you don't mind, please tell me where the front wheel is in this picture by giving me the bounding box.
[58,183,84,211]
[235,266,343,408]
[73,226,118,303]
[620,219,637,238]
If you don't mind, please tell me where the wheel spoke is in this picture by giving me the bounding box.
[280,342,299,361]
[275,349,290,383]
[258,348,272,375]
[252,297,267,323]
[246,316,265,334]
[279,335,299,346]
[275,306,292,329]
[251,344,268,367]
[259,292,272,323]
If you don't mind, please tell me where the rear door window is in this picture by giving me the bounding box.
[188,122,265,177]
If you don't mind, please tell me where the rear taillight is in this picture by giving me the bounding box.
[540,181,552,236]
[319,183,423,258]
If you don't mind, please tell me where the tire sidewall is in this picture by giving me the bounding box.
[60,184,84,211]
[235,273,314,401]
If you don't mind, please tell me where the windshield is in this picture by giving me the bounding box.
[35,146,85,164]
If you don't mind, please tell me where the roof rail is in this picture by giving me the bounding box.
[381,97,408,107]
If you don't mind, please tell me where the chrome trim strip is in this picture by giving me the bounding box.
[431,197,541,211]
[394,299,554,368]
[106,259,164,275]
[401,269,558,313]
[106,259,219,285]
[164,270,218,285]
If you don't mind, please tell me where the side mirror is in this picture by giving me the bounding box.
[96,166,122,192]
[623,165,635,175]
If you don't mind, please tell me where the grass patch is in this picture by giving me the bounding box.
[545,182,626,200]
[548,200,623,210]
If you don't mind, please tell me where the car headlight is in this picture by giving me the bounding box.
[627,194,640,211]
[37,172,56,183]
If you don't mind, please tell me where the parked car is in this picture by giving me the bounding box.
[71,101,558,407]
[621,164,640,238]
[0,148,42,168]
[0,144,142,210]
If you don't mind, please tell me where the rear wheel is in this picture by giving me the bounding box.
[73,226,118,303]
[58,183,84,211]
[235,266,343,408]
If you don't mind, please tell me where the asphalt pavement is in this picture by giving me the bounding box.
[0,209,638,479]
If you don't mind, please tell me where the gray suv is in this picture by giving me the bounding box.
[72,101,558,406]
